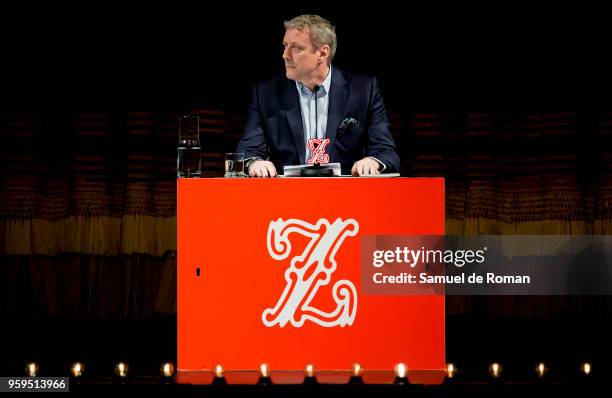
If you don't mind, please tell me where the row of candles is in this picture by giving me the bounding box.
[21,361,594,382]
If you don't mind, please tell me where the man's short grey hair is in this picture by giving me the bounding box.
[284,14,337,65]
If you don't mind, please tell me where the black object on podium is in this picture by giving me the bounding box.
[300,163,335,177]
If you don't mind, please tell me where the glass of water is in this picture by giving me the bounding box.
[224,153,245,177]
[177,115,201,178]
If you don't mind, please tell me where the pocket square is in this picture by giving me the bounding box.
[338,117,359,131]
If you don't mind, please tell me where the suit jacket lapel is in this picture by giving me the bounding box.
[325,68,349,148]
[282,79,305,164]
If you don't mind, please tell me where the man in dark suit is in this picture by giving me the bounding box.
[237,14,399,177]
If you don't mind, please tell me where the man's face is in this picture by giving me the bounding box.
[282,28,321,82]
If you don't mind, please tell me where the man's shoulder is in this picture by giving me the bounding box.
[333,68,378,88]
[254,74,290,93]
[251,68,379,94]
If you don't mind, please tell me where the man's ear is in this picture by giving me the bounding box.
[318,45,330,63]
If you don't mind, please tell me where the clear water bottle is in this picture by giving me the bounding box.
[177,115,201,178]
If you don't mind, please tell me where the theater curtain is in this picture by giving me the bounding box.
[1,110,611,319]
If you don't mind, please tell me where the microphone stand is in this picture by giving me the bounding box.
[301,85,334,177]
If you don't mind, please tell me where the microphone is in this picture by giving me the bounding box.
[313,85,320,164]
[300,84,332,177]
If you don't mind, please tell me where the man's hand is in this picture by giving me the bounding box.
[249,160,278,177]
[351,157,381,176]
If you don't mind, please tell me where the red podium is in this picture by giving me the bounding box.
[177,177,445,384]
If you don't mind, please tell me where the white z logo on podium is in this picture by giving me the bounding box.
[263,218,359,328]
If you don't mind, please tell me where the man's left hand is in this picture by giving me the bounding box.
[351,157,381,176]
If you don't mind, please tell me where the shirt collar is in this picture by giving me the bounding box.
[296,65,332,97]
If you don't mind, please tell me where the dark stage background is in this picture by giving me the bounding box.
[2,3,612,381]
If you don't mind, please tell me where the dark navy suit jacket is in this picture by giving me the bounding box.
[237,67,400,175]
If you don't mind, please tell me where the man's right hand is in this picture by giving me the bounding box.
[249,160,278,177]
